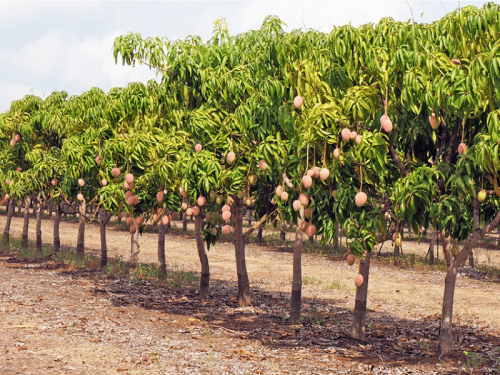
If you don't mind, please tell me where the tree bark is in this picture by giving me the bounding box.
[235,198,250,306]
[468,250,474,268]
[195,214,210,297]
[351,250,371,340]
[76,199,86,261]
[280,222,286,241]
[53,202,62,253]
[429,229,435,265]
[257,225,263,241]
[99,208,109,269]
[158,221,167,278]
[290,209,304,324]
[182,213,188,232]
[22,196,32,249]
[2,197,16,249]
[35,195,42,251]
[130,224,140,270]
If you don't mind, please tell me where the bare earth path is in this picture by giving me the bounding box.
[1,215,499,374]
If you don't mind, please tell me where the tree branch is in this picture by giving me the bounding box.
[242,210,275,243]
[388,145,408,177]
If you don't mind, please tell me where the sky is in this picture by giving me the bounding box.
[0,1,492,112]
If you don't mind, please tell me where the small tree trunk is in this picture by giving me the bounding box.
[158,221,167,277]
[497,228,500,250]
[130,224,140,270]
[440,259,459,354]
[53,202,62,253]
[35,196,42,251]
[290,209,304,324]
[22,196,32,249]
[195,214,210,297]
[280,222,286,241]
[351,250,371,340]
[429,229,435,265]
[99,208,108,269]
[76,199,86,261]
[182,213,188,232]
[235,198,250,307]
[468,251,474,268]
[257,224,263,241]
[2,197,15,248]
[117,214,122,225]
[248,210,252,226]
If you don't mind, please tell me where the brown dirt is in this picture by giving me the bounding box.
[1,214,499,374]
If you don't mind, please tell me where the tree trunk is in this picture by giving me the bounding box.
[158,221,167,278]
[53,202,62,253]
[351,250,371,340]
[130,224,140,270]
[195,214,210,297]
[440,260,459,354]
[248,210,252,226]
[2,197,15,249]
[429,229,435,265]
[22,196,32,249]
[99,208,109,269]
[182,213,187,232]
[257,224,263,241]
[35,195,42,251]
[280,222,286,241]
[290,209,304,324]
[234,198,250,306]
[76,199,86,261]
[468,250,474,268]
[497,228,500,250]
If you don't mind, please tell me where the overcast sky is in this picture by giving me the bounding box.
[0,1,491,112]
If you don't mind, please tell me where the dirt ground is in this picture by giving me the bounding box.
[1,214,499,374]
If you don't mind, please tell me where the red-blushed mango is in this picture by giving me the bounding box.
[355,192,367,207]
[112,167,120,177]
[181,202,188,211]
[333,148,341,158]
[197,196,206,207]
[195,143,202,152]
[77,193,84,201]
[307,169,314,177]
[157,191,164,203]
[125,191,133,200]
[312,166,320,178]
[347,254,355,266]
[126,217,134,227]
[299,193,309,207]
[186,208,193,216]
[350,131,357,139]
[341,128,351,141]
[78,179,85,187]
[14,134,20,142]
[124,182,130,190]
[223,225,232,235]
[381,116,393,132]
[153,214,160,224]
[305,224,316,237]
[281,191,289,202]
[192,206,200,216]
[292,200,301,212]
[429,113,439,130]
[179,186,186,197]
[304,208,312,219]
[95,156,102,164]
[130,225,136,234]
[300,220,309,232]
[302,175,312,189]
[222,211,231,222]
[320,168,330,181]
[227,151,236,163]
[259,159,268,170]
[276,185,283,196]
[458,142,467,154]
[293,96,303,109]
[101,179,107,186]
[125,174,134,184]
[222,204,230,212]
[51,178,58,187]
[135,216,143,225]
[354,274,364,287]
[161,215,170,226]
[10,139,15,147]
[5,179,10,186]
[355,135,362,145]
